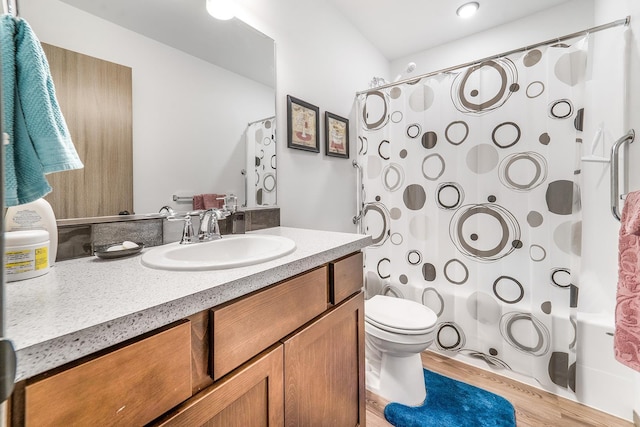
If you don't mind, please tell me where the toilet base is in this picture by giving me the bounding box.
[366,352,426,406]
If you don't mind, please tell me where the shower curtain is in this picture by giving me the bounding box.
[246,117,276,206]
[356,36,596,391]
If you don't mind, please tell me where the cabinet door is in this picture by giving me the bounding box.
[24,321,191,427]
[153,344,284,427]
[283,292,365,427]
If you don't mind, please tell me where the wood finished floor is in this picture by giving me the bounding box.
[365,350,634,427]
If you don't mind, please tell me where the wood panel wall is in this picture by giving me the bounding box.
[41,43,133,219]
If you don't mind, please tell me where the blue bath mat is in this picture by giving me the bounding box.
[384,369,516,427]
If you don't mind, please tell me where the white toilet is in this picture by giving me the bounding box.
[364,294,438,406]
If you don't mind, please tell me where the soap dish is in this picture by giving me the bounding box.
[94,242,144,259]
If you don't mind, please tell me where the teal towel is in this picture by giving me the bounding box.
[1,15,83,206]
[1,15,19,205]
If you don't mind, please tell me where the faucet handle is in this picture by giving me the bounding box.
[217,194,237,214]
[168,215,195,244]
[228,194,238,212]
[181,216,195,244]
[216,196,227,211]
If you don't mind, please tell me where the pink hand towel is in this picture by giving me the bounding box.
[614,190,640,372]
[202,194,224,209]
[203,193,224,209]
[192,195,204,210]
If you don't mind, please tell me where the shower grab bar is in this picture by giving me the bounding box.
[610,129,635,220]
[240,169,247,207]
[352,160,364,232]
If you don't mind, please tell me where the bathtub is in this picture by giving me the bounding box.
[367,272,638,420]
[433,311,636,422]
[575,312,635,421]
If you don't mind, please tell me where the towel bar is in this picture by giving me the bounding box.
[611,129,635,220]
[172,195,194,203]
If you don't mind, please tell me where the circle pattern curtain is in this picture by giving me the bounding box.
[356,36,591,391]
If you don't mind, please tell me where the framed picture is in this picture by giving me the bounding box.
[325,112,349,159]
[287,95,320,152]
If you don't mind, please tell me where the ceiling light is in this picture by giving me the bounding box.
[456,2,479,19]
[206,0,235,20]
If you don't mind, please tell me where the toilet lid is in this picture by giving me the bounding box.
[365,295,437,334]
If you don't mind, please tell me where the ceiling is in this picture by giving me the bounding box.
[327,0,573,61]
[59,0,275,87]
[57,0,574,83]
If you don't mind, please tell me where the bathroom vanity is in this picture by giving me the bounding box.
[5,227,371,426]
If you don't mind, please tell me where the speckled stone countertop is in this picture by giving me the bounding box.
[6,227,371,381]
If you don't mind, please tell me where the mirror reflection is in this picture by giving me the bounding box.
[21,0,276,218]
[244,116,276,207]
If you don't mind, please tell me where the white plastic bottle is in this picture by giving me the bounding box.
[5,198,58,266]
[5,230,50,281]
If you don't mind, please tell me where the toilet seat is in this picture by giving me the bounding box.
[365,295,437,335]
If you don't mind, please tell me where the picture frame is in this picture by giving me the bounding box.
[287,95,320,153]
[325,112,349,159]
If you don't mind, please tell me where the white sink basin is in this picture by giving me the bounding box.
[141,234,296,271]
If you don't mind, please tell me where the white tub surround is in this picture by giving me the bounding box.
[6,227,371,381]
[575,312,635,420]
[635,372,640,426]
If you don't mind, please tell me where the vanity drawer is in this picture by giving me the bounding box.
[24,321,192,427]
[329,252,363,305]
[211,266,328,380]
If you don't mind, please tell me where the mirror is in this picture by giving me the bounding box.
[21,0,276,218]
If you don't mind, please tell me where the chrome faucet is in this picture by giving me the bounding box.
[165,209,226,244]
[158,205,176,217]
[198,209,226,242]
[216,194,245,234]
[162,197,243,244]
[216,194,238,215]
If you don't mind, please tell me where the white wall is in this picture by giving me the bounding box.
[592,0,640,419]
[23,0,389,228]
[20,0,275,215]
[391,0,595,79]
[234,0,390,232]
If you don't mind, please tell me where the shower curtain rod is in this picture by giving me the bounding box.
[247,115,276,126]
[356,16,630,95]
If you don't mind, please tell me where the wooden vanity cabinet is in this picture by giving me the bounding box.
[12,251,365,427]
[164,251,365,426]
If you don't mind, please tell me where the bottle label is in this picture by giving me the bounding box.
[6,249,35,275]
[35,247,48,270]
[9,209,44,230]
[6,246,49,275]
